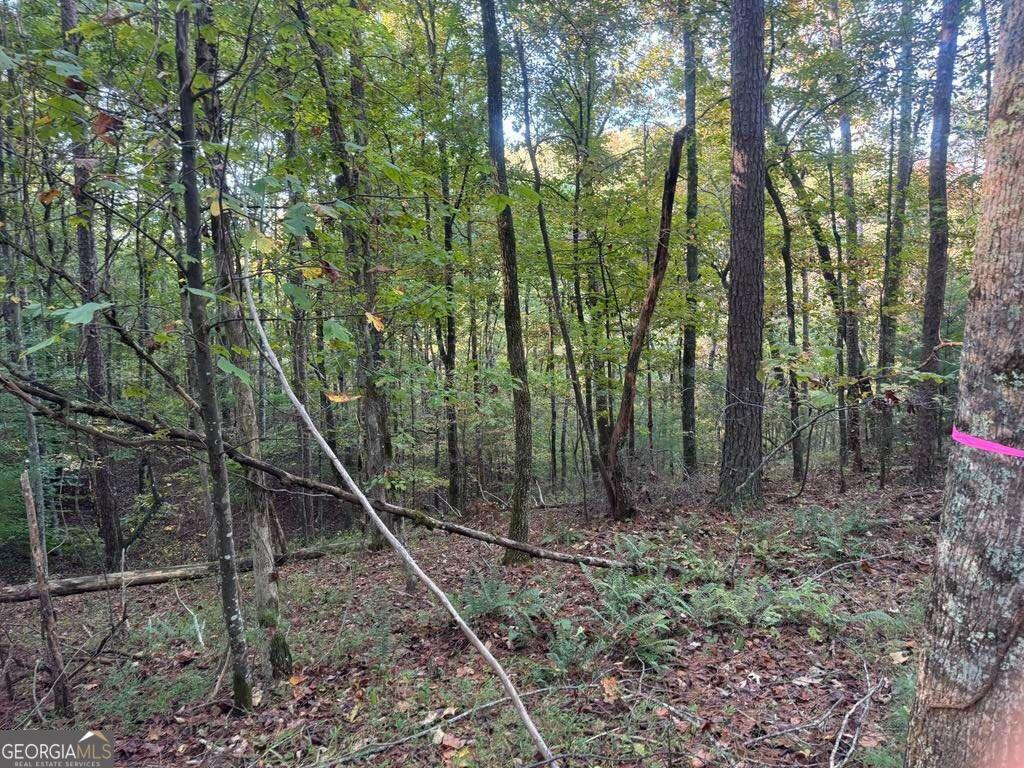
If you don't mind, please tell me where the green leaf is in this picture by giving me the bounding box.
[24,335,58,356]
[217,356,252,388]
[323,319,352,345]
[54,301,112,324]
[0,47,16,71]
[186,286,217,300]
[282,282,312,311]
[484,193,515,213]
[283,203,315,237]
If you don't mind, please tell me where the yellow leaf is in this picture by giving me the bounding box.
[300,266,323,279]
[210,198,222,217]
[365,311,385,332]
[326,392,361,404]
[601,675,620,703]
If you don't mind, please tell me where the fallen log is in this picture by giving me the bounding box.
[0,545,344,604]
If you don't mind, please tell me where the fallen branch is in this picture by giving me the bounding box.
[240,265,558,765]
[0,545,346,604]
[0,368,639,577]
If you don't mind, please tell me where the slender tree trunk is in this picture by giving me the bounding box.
[718,0,766,503]
[22,472,71,717]
[906,7,1024,762]
[766,172,804,480]
[829,0,866,473]
[174,7,252,711]
[680,5,700,474]
[605,129,686,518]
[58,0,121,569]
[0,101,46,552]
[512,32,615,512]
[481,0,532,560]
[195,0,291,678]
[878,0,916,485]
[913,0,962,481]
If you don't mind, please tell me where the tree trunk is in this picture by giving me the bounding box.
[718,0,766,503]
[605,129,686,518]
[680,4,700,474]
[913,0,962,481]
[905,6,1024,762]
[513,32,615,513]
[58,0,121,570]
[174,8,252,710]
[195,0,291,679]
[766,172,804,481]
[22,472,71,717]
[877,0,916,485]
[481,0,532,561]
[829,0,866,473]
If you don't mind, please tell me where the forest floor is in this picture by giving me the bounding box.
[1,472,938,768]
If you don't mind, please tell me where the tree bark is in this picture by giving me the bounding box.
[906,5,1024,762]
[718,0,766,503]
[481,0,532,561]
[913,0,962,481]
[174,8,252,710]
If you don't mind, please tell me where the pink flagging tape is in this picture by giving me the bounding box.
[952,426,1024,459]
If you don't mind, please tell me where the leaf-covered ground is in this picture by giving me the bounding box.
[2,475,937,767]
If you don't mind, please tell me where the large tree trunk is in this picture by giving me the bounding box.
[680,4,700,474]
[877,0,916,486]
[605,129,686,519]
[905,5,1024,763]
[718,0,766,503]
[480,0,532,560]
[913,0,962,481]
[58,0,121,570]
[174,9,252,711]
[195,0,291,679]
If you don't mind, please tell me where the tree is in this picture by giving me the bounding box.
[718,0,766,503]
[680,2,700,474]
[877,0,917,485]
[174,7,252,711]
[480,0,533,559]
[905,2,1024,762]
[58,0,121,569]
[913,0,962,480]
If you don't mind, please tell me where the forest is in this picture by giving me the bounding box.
[0,0,1022,763]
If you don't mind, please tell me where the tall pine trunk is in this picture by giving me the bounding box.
[718,0,766,503]
[905,5,1024,761]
